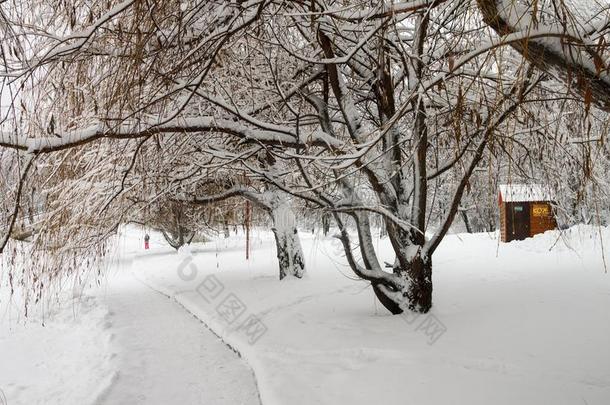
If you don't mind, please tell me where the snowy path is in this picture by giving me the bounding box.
[94,268,260,405]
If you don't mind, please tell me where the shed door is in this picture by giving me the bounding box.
[510,203,530,241]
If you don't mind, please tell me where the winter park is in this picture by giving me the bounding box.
[1,1,610,404]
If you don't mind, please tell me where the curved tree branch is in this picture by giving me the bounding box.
[477,0,610,111]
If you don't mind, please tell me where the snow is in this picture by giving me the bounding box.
[0,293,116,405]
[92,268,259,405]
[2,225,610,404]
[0,232,259,405]
[499,183,554,202]
[134,225,610,405]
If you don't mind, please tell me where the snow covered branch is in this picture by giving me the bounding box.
[0,116,343,154]
[189,186,267,210]
[477,0,610,111]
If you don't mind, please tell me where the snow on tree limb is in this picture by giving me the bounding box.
[187,186,268,210]
[293,0,448,22]
[0,117,343,154]
[477,0,610,111]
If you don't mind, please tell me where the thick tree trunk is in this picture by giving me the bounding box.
[372,252,433,314]
[404,254,433,313]
[269,200,305,280]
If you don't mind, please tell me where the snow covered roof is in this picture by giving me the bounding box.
[498,184,553,203]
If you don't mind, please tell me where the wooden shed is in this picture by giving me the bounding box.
[499,184,557,242]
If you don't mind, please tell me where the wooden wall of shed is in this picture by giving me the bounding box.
[500,202,507,242]
[529,201,557,236]
[500,200,557,242]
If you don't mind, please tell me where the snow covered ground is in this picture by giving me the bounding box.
[0,291,115,405]
[134,225,610,405]
[1,225,610,404]
[0,232,259,405]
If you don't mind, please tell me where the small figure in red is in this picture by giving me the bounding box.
[144,233,150,250]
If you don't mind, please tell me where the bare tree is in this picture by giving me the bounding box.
[0,0,607,315]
